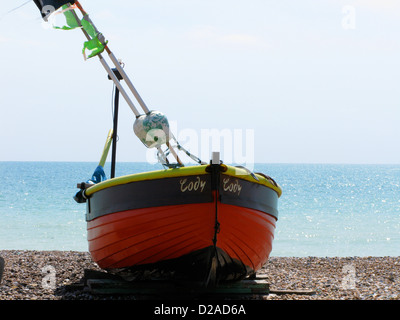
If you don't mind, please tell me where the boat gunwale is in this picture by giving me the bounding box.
[84,164,282,197]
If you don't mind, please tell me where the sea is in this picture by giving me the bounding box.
[0,162,399,257]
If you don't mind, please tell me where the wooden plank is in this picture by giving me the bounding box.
[87,279,177,295]
[0,256,4,284]
[269,288,316,295]
[86,279,270,296]
[81,270,313,297]
[213,280,269,295]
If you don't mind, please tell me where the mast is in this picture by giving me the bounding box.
[109,69,122,179]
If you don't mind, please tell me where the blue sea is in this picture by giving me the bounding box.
[0,162,399,257]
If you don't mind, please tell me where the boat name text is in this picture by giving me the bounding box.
[180,176,207,193]
[223,178,242,196]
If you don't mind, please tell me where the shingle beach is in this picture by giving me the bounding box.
[0,250,399,300]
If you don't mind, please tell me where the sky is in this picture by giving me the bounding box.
[0,0,399,164]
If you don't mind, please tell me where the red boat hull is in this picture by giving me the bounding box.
[84,164,280,284]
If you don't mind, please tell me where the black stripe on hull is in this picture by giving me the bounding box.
[220,174,279,218]
[86,173,279,222]
[86,175,213,221]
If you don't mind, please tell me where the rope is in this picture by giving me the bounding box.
[156,133,206,169]
[0,1,31,21]
[171,134,207,166]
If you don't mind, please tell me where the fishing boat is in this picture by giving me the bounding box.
[81,160,281,284]
[34,0,282,286]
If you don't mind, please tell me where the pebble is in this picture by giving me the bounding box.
[0,250,399,300]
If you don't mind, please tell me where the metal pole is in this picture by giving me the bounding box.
[108,52,150,114]
[111,86,120,179]
[72,2,182,166]
[73,2,149,114]
[97,55,141,117]
[69,7,142,117]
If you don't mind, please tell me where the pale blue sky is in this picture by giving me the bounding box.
[0,0,399,164]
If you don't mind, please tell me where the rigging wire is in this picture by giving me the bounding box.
[7,0,32,14]
[0,0,32,21]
